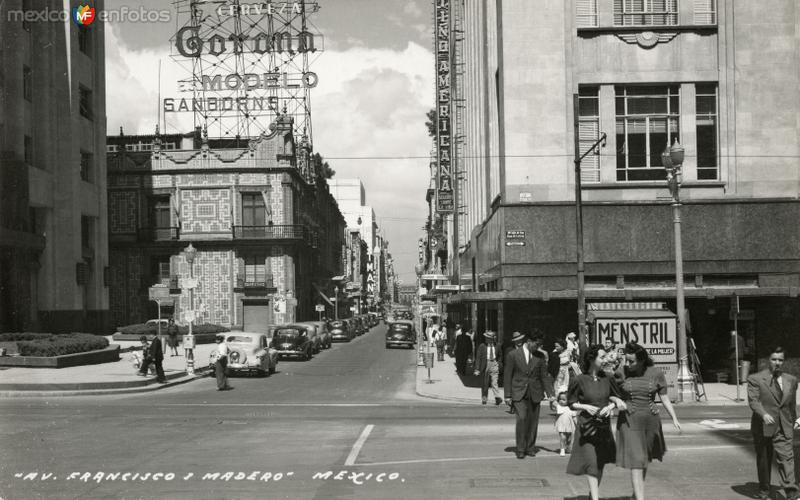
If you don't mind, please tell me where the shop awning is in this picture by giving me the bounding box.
[312,283,333,306]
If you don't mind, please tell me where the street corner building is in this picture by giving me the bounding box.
[442,1,800,380]
[105,115,346,332]
[0,0,109,333]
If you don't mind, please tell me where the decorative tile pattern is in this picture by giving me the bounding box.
[109,191,138,233]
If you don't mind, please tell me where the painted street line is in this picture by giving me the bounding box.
[345,424,375,466]
[355,444,742,467]
[158,403,384,407]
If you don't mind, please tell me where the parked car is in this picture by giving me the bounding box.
[354,316,366,335]
[328,320,353,342]
[270,325,314,360]
[145,318,170,330]
[288,323,322,354]
[307,321,332,349]
[209,333,278,376]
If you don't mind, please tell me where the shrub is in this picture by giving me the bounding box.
[116,323,229,335]
[180,324,229,335]
[9,333,109,357]
[0,332,55,342]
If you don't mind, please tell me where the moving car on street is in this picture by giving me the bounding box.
[271,325,314,361]
[209,333,278,376]
[385,320,416,349]
[328,320,353,342]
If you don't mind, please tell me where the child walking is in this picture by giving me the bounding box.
[554,391,577,456]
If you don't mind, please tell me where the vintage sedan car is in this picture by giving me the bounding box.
[271,325,314,360]
[328,320,353,342]
[288,322,322,354]
[307,321,332,349]
[209,333,278,376]
[386,320,416,349]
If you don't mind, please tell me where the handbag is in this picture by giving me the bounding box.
[580,415,610,438]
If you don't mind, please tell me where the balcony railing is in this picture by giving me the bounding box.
[232,225,309,242]
[234,274,276,293]
[138,227,180,241]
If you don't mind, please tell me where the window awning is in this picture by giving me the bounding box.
[312,283,333,306]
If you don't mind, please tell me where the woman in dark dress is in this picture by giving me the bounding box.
[166,318,180,357]
[567,345,625,500]
[616,342,681,500]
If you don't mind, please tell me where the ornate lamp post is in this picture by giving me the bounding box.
[183,243,198,375]
[334,286,339,321]
[661,139,692,402]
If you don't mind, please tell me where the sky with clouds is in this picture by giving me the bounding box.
[105,0,434,285]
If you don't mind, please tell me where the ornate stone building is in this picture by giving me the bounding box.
[106,115,345,332]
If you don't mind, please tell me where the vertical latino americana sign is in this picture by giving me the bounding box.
[435,0,454,213]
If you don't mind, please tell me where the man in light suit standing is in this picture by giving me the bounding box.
[504,331,554,459]
[748,346,800,500]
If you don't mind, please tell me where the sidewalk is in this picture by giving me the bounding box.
[416,349,752,406]
[0,338,215,397]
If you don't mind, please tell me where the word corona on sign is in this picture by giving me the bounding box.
[175,26,319,58]
[434,0,453,213]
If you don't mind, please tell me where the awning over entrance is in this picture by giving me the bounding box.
[312,283,333,306]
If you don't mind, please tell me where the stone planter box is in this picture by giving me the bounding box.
[0,345,120,368]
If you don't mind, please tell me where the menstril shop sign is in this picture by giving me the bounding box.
[589,309,678,364]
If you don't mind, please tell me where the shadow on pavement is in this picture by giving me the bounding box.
[730,482,773,499]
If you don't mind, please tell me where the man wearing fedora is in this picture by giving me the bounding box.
[474,330,503,406]
[748,346,800,500]
[504,331,554,459]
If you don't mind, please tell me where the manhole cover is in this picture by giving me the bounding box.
[470,477,548,488]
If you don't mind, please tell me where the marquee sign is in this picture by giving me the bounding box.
[434,0,453,213]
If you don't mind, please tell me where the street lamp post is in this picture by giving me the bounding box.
[183,243,197,375]
[334,286,339,320]
[661,139,692,403]
[573,94,607,353]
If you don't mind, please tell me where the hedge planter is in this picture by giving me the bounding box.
[111,333,219,344]
[0,345,120,368]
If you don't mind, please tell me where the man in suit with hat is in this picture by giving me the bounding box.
[504,331,554,459]
[748,346,800,500]
[474,330,503,406]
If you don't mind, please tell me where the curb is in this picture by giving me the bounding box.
[0,366,212,398]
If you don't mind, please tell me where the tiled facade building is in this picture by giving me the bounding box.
[446,0,800,375]
[106,116,345,333]
[0,0,109,333]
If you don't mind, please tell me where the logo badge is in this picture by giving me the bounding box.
[73,4,96,26]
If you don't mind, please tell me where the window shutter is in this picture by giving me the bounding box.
[579,119,601,183]
[576,0,598,27]
[694,0,716,25]
[613,0,624,25]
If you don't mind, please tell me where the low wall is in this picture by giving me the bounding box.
[0,345,120,368]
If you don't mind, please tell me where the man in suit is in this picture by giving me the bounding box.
[748,346,800,500]
[454,327,473,375]
[474,330,503,406]
[504,331,555,459]
[138,334,166,383]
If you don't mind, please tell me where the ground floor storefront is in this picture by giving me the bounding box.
[446,294,800,380]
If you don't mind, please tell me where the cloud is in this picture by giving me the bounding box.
[104,29,434,284]
[403,1,424,18]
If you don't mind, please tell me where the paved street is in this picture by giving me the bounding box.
[0,324,779,499]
